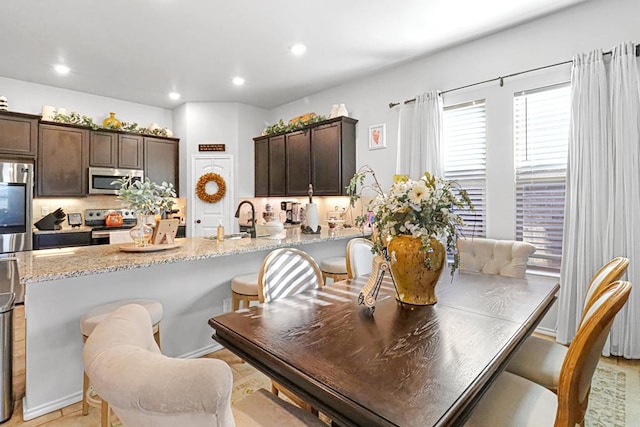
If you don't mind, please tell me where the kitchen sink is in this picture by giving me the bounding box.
[224,233,249,240]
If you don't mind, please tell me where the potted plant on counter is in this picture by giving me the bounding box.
[112,177,176,246]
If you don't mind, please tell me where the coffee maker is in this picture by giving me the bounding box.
[281,201,301,224]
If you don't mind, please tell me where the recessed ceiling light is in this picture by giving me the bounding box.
[168,92,181,100]
[232,77,245,86]
[54,64,70,75]
[290,43,307,55]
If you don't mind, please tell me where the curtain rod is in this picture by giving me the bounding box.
[388,44,640,109]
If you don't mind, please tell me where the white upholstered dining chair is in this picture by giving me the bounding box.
[257,247,323,414]
[346,237,374,279]
[82,304,325,427]
[457,237,536,278]
[257,247,323,303]
[467,280,632,427]
[506,256,629,393]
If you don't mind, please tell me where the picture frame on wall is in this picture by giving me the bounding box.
[368,123,386,150]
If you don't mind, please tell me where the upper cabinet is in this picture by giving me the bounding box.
[0,111,39,158]
[34,120,178,197]
[253,116,357,197]
[89,131,143,169]
[144,137,179,195]
[37,123,89,196]
[311,119,356,196]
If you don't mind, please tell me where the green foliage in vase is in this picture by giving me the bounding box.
[112,177,176,215]
[346,165,474,274]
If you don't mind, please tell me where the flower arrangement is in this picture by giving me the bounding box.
[347,165,474,274]
[112,177,176,215]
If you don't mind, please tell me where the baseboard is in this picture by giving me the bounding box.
[535,326,557,337]
[178,342,222,359]
[22,391,82,421]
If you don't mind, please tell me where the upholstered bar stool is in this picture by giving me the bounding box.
[80,299,164,427]
[319,256,348,284]
[231,273,260,310]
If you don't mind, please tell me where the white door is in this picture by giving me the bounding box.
[191,155,234,237]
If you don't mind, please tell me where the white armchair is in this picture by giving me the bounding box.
[457,237,536,278]
[82,304,325,427]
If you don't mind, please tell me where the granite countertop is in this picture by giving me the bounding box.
[15,228,364,285]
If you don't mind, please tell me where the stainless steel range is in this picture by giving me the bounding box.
[84,209,137,245]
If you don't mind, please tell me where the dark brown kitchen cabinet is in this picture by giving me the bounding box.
[37,123,89,196]
[144,137,179,195]
[0,111,39,158]
[252,116,357,197]
[119,134,144,169]
[311,118,356,196]
[90,131,143,169]
[268,135,286,196]
[254,137,269,197]
[285,130,311,196]
[33,231,91,249]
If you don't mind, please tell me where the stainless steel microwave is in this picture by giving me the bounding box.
[88,167,144,195]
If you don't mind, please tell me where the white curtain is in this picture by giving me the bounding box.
[558,42,640,358]
[395,91,443,179]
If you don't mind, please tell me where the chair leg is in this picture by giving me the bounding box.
[101,399,110,427]
[232,292,240,311]
[153,324,162,350]
[271,382,279,396]
[82,371,90,415]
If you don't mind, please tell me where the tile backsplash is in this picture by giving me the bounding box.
[33,196,187,224]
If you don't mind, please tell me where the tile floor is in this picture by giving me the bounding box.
[5,307,640,426]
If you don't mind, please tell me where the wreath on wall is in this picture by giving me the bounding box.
[196,173,226,203]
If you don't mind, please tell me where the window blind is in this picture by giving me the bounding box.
[514,84,571,272]
[443,100,487,238]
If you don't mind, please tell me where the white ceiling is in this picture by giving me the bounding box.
[0,0,587,110]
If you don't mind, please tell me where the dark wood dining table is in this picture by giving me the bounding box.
[209,270,559,426]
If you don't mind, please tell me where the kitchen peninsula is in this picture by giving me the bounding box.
[15,228,364,420]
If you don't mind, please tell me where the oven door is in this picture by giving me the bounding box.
[88,167,143,195]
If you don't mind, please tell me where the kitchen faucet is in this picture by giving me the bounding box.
[234,201,256,238]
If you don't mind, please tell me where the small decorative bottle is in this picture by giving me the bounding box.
[217,220,225,242]
[103,112,122,128]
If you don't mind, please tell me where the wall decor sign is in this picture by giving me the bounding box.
[368,124,386,150]
[199,144,226,152]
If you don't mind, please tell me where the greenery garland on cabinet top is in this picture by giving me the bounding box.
[263,114,327,136]
[51,112,171,137]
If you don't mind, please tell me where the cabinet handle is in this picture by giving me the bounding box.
[195,219,201,224]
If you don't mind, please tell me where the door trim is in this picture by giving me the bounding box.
[189,154,234,237]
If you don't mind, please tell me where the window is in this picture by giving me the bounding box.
[514,84,571,272]
[443,100,487,238]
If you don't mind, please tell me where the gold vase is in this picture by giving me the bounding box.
[387,235,445,305]
[103,112,121,128]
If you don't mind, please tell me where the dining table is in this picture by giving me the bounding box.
[208,270,559,426]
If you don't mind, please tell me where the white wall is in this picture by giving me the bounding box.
[267,0,640,239]
[172,102,268,232]
[0,76,172,128]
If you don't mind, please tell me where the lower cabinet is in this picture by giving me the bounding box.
[33,231,92,250]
